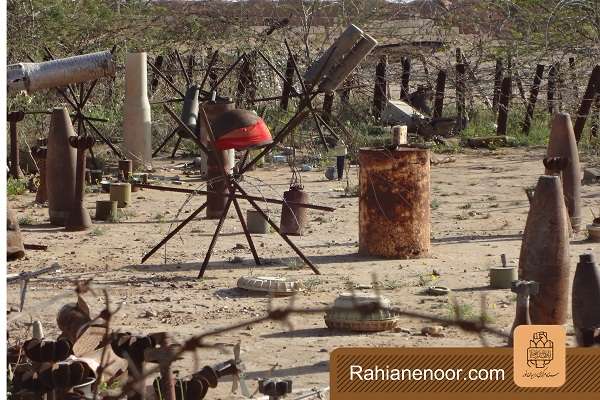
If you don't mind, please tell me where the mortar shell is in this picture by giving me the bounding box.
[518,175,570,325]
[546,112,582,232]
[572,254,600,346]
[46,107,77,226]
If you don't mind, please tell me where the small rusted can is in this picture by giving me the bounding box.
[46,107,77,226]
[358,147,430,258]
[518,175,570,325]
[280,185,309,235]
[118,159,133,181]
[572,254,600,346]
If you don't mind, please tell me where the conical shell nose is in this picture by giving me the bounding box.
[50,107,76,137]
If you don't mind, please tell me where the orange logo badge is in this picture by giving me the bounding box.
[513,325,566,387]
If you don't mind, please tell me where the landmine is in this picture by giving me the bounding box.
[237,276,304,296]
[324,293,398,332]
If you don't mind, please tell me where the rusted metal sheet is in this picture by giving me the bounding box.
[518,175,570,325]
[7,50,115,94]
[46,107,77,226]
[280,185,309,236]
[358,147,430,258]
[546,112,582,232]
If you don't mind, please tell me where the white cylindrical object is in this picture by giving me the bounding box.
[320,33,378,92]
[304,24,364,85]
[123,52,152,171]
[7,51,115,94]
[392,125,408,145]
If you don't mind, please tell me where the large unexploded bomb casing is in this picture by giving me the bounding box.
[179,85,200,138]
[7,51,115,94]
[546,112,582,232]
[518,175,570,325]
[46,107,77,226]
[572,254,600,346]
[123,52,152,171]
[358,147,430,258]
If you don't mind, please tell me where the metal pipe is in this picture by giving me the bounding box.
[8,51,115,94]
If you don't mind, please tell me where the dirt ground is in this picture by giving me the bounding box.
[7,146,599,399]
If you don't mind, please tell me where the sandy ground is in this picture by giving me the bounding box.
[7,147,599,399]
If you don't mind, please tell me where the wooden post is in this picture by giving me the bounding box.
[492,59,503,113]
[322,92,334,124]
[7,111,25,179]
[497,76,512,136]
[187,53,195,79]
[568,57,578,108]
[280,53,295,110]
[547,63,558,114]
[433,69,446,119]
[236,53,255,108]
[455,62,466,131]
[373,55,388,120]
[591,95,600,138]
[573,65,600,142]
[401,57,411,100]
[522,64,545,135]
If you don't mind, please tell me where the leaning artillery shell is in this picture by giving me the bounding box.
[33,146,48,204]
[572,254,600,346]
[518,175,570,325]
[46,107,77,226]
[546,113,582,232]
[179,85,200,138]
[65,135,94,231]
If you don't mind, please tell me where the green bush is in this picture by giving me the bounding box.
[7,178,27,197]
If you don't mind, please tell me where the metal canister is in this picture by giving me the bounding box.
[179,85,200,138]
[518,175,570,325]
[280,185,309,236]
[358,147,430,258]
[206,150,234,219]
[46,107,77,226]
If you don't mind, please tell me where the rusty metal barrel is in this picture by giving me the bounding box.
[358,147,430,258]
[46,107,77,226]
[280,185,309,236]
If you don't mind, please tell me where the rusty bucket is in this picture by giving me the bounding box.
[280,185,309,236]
[46,107,77,226]
[358,147,430,258]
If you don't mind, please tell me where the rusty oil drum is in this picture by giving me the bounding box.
[206,149,235,219]
[46,107,77,226]
[358,147,430,258]
[280,185,309,236]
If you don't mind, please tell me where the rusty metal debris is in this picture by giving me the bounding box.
[508,280,539,346]
[572,254,600,347]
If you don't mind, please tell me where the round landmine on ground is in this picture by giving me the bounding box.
[324,293,398,332]
[237,276,304,296]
